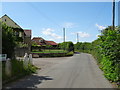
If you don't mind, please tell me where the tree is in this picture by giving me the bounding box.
[2,22,16,59]
[59,42,74,52]
[66,42,74,52]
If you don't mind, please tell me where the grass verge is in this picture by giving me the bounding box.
[2,60,38,85]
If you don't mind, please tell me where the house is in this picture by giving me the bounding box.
[24,29,31,45]
[24,29,32,53]
[45,41,58,47]
[32,37,46,45]
[32,37,58,47]
[0,14,25,42]
[1,14,32,56]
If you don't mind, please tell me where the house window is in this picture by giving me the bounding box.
[19,32,22,37]
[15,31,19,37]
[39,40,44,42]
[5,19,6,22]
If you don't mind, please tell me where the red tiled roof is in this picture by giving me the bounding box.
[32,37,44,41]
[32,37,45,45]
[32,37,58,46]
[46,41,58,45]
[24,29,31,37]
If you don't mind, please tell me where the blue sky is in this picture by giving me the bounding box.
[1,2,119,43]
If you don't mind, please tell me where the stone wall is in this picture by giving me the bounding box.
[15,47,29,57]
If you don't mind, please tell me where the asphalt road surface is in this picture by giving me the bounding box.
[4,53,113,88]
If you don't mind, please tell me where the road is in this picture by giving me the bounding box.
[4,53,113,88]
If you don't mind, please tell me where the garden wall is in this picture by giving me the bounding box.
[15,47,30,57]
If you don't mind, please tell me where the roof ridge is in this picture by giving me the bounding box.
[1,14,22,29]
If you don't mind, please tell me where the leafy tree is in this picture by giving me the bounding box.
[59,42,74,52]
[2,22,16,59]
[66,42,74,52]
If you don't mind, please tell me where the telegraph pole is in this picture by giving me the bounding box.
[63,28,65,50]
[77,33,79,43]
[112,0,115,30]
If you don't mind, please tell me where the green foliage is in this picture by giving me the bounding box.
[31,45,41,52]
[74,26,120,86]
[66,42,74,52]
[45,45,53,48]
[2,22,17,59]
[66,51,74,56]
[15,37,23,42]
[2,60,37,82]
[98,26,120,82]
[58,42,67,50]
[59,42,74,52]
[16,42,28,48]
[31,41,38,46]
[32,49,66,54]
[74,42,92,53]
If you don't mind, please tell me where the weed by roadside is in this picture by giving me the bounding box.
[2,60,38,85]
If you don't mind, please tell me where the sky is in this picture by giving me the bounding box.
[1,2,119,44]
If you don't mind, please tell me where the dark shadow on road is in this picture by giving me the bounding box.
[3,75,53,89]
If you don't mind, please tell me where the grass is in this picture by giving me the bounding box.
[66,51,74,56]
[32,49,67,54]
[2,60,38,85]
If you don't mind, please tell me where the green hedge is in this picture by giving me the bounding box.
[74,26,120,87]
[32,51,74,58]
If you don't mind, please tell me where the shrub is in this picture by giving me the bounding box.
[74,26,120,87]
[2,22,16,59]
[2,60,37,83]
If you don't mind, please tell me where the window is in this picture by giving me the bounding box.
[19,32,22,37]
[5,19,6,22]
[15,31,19,37]
[39,39,44,42]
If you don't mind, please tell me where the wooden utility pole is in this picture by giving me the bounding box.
[77,33,79,43]
[112,0,115,30]
[63,28,65,50]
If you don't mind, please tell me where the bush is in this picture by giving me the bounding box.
[2,22,17,59]
[2,60,37,84]
[98,26,120,83]
[66,51,74,56]
[59,42,74,52]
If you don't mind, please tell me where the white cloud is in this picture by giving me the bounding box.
[78,32,90,38]
[71,32,90,38]
[62,22,76,28]
[95,23,106,30]
[42,28,63,40]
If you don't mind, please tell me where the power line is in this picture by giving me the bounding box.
[26,2,62,28]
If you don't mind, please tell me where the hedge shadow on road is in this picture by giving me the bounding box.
[3,75,53,89]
